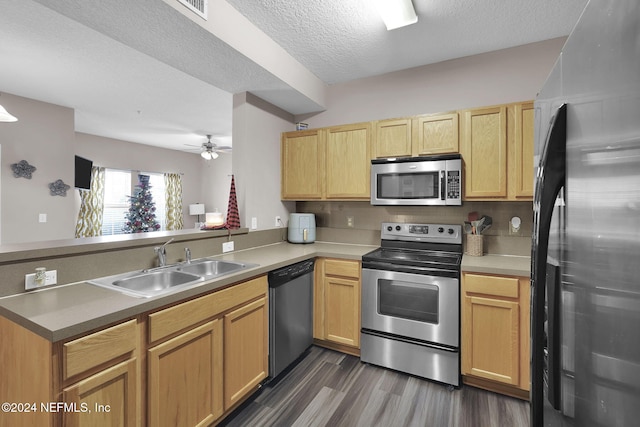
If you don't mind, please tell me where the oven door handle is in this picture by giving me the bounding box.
[362,262,458,278]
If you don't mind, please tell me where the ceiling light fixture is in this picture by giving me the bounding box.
[375,0,418,31]
[201,149,219,160]
[0,104,18,122]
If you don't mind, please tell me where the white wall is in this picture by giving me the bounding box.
[0,93,77,244]
[232,93,295,231]
[297,38,566,127]
[0,93,206,244]
[200,152,233,224]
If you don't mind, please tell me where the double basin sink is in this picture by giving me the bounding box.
[89,258,258,298]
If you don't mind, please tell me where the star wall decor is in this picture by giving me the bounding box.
[49,179,70,196]
[11,160,37,179]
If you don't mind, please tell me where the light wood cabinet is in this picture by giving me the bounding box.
[223,296,268,409]
[461,101,534,201]
[62,359,138,427]
[372,113,459,159]
[373,118,412,158]
[325,123,371,199]
[412,112,459,156]
[281,123,371,200]
[460,106,508,198]
[461,272,530,399]
[0,275,268,427]
[148,320,223,427]
[509,102,535,199]
[281,129,324,199]
[313,258,361,354]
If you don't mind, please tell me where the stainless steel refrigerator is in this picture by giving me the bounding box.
[531,0,640,425]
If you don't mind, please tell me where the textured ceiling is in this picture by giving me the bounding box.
[0,0,588,152]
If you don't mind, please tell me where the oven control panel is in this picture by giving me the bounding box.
[381,222,462,244]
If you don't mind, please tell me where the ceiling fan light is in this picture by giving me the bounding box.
[0,104,18,122]
[375,0,418,31]
[201,150,213,160]
[211,151,219,159]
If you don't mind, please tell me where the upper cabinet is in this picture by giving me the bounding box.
[281,101,533,202]
[509,102,535,199]
[325,123,371,199]
[460,101,534,201]
[372,112,459,159]
[282,123,371,201]
[460,106,508,199]
[281,129,324,200]
[412,112,459,156]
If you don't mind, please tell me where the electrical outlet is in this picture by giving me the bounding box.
[222,241,234,253]
[251,217,258,230]
[275,216,281,227]
[25,269,57,290]
[347,216,355,228]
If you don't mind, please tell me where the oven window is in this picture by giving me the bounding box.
[378,279,439,324]
[377,172,439,199]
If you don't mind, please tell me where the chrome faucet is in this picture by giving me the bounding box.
[153,238,174,267]
[184,247,192,264]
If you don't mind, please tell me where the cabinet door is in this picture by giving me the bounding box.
[62,359,137,427]
[148,320,223,427]
[324,275,361,347]
[281,129,324,199]
[413,113,459,155]
[325,123,371,199]
[510,102,535,199]
[461,106,507,199]
[462,295,520,386]
[224,297,268,409]
[373,119,412,158]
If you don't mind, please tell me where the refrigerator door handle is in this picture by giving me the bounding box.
[531,104,567,426]
[546,262,561,410]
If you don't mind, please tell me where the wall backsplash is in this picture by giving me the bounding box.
[297,200,533,256]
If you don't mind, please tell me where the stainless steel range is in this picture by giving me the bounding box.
[361,222,462,386]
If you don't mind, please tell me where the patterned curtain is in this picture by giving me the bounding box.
[164,173,183,230]
[75,166,106,238]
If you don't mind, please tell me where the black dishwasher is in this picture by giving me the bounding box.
[268,259,314,379]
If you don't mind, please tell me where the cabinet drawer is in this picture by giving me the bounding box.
[464,273,519,298]
[63,319,137,380]
[324,259,360,279]
[149,275,267,343]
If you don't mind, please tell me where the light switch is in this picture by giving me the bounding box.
[39,213,47,223]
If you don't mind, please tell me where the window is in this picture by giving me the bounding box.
[101,169,167,236]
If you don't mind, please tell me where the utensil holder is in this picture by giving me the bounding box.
[466,234,484,257]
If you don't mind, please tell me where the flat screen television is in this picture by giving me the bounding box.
[74,155,93,190]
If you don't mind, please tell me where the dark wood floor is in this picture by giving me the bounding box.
[221,346,530,427]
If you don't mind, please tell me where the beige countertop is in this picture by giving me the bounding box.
[462,253,531,277]
[0,241,376,342]
[0,240,531,342]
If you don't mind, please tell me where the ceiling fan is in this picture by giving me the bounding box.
[186,135,232,160]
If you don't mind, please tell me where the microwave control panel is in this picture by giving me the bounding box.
[447,170,460,199]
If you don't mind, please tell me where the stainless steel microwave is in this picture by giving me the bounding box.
[370,154,462,206]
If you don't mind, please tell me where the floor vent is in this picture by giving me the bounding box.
[177,0,208,20]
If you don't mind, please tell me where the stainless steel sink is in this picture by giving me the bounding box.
[176,259,254,277]
[88,258,258,298]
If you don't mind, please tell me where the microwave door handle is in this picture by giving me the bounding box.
[531,103,567,425]
[440,171,446,200]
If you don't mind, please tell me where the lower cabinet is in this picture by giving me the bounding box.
[313,258,361,354]
[461,272,530,399]
[0,275,268,427]
[147,320,223,427]
[223,297,268,409]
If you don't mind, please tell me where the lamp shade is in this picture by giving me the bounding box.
[206,212,224,226]
[189,204,205,215]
